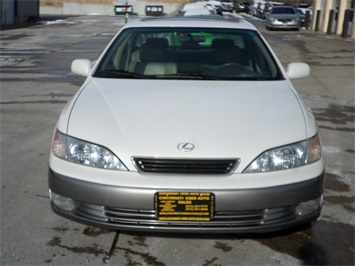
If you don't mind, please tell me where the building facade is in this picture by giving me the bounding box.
[39,0,188,16]
[311,0,354,37]
[2,0,353,38]
[1,0,40,25]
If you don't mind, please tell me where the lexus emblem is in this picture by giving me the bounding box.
[177,142,195,152]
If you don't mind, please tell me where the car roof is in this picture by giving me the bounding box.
[272,5,295,9]
[208,1,223,7]
[122,17,257,31]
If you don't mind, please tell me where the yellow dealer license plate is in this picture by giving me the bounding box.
[155,192,215,221]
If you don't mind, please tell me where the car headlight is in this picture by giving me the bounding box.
[244,133,322,173]
[52,129,127,170]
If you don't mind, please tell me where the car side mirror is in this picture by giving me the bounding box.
[287,62,310,79]
[71,59,92,77]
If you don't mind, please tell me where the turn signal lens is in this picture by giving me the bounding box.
[307,133,322,163]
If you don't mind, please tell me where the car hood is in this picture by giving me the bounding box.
[67,79,306,170]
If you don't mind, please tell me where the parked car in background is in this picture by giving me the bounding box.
[297,7,313,17]
[181,2,220,16]
[296,8,306,27]
[262,2,272,19]
[265,5,301,30]
[218,0,234,12]
[182,8,214,16]
[208,0,224,14]
[237,1,250,13]
[294,3,312,9]
[183,2,214,12]
[49,15,324,233]
[262,1,285,19]
[248,1,259,16]
[296,6,313,25]
[257,1,265,18]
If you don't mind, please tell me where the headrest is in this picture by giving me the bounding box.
[140,38,169,62]
[180,34,203,49]
[214,41,242,64]
[211,38,235,48]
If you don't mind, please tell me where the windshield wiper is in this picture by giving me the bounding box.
[156,73,221,80]
[95,69,145,79]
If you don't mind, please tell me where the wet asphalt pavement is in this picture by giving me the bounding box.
[0,14,354,265]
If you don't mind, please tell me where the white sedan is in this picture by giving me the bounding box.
[48,16,324,233]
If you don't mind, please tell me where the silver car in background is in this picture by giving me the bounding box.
[266,5,300,31]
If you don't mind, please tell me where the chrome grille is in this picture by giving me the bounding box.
[75,203,297,229]
[278,19,292,22]
[133,158,240,174]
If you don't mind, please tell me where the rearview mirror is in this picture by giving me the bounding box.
[181,35,206,43]
[71,59,92,77]
[287,62,310,79]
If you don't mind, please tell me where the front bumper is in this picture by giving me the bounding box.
[48,168,324,233]
[268,21,300,29]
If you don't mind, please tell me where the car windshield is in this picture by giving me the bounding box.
[271,7,296,14]
[94,27,283,80]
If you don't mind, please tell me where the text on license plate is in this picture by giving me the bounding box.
[155,192,215,221]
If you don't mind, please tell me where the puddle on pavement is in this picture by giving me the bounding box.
[51,226,70,233]
[0,100,68,105]
[1,33,33,41]
[128,236,148,247]
[324,173,355,213]
[203,257,219,266]
[313,105,355,132]
[115,246,165,266]
[83,227,111,237]
[325,173,351,193]
[51,224,79,233]
[214,241,233,252]
[46,225,110,262]
[253,220,354,265]
[50,225,109,237]
[46,222,354,265]
[325,195,355,211]
[46,235,106,256]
